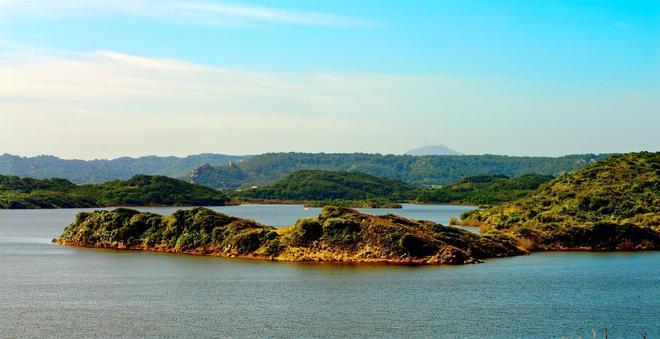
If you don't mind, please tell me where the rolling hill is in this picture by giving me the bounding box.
[462,152,659,250]
[0,174,229,208]
[190,152,607,189]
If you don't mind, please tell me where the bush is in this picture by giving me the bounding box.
[399,233,437,257]
[231,229,265,254]
[289,218,323,246]
[322,218,362,248]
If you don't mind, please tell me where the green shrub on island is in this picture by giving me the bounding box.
[0,174,228,209]
[461,152,660,250]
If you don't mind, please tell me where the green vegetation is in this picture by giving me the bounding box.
[191,152,607,188]
[0,174,228,209]
[55,206,523,265]
[417,174,554,205]
[52,153,660,266]
[462,152,659,250]
[233,170,554,207]
[234,169,417,201]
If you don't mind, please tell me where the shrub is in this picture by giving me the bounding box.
[231,229,265,254]
[399,233,437,257]
[322,217,362,248]
[289,218,323,246]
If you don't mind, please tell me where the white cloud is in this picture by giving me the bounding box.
[0,48,658,158]
[0,0,371,27]
[0,49,459,158]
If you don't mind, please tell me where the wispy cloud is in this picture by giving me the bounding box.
[0,48,455,157]
[1,47,657,158]
[0,0,371,27]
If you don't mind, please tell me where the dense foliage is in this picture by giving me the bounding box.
[0,153,247,183]
[462,152,660,250]
[190,152,608,188]
[0,174,228,208]
[417,174,554,205]
[56,206,522,265]
[234,170,417,201]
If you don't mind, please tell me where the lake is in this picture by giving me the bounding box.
[0,204,658,338]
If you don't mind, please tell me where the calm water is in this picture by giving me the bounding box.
[0,205,658,338]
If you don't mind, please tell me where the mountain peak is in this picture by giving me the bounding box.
[405,145,462,156]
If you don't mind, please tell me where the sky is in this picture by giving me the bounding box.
[0,0,658,159]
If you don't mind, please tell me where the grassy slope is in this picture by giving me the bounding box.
[55,206,522,265]
[462,152,659,250]
[0,174,228,208]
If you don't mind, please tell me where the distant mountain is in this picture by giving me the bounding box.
[0,153,249,184]
[190,152,608,189]
[406,145,462,156]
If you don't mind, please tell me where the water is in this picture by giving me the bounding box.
[0,205,658,338]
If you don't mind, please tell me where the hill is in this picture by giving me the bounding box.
[416,174,554,205]
[190,152,607,189]
[461,152,659,250]
[54,206,522,265]
[0,153,248,184]
[406,144,462,156]
[0,174,229,209]
[235,170,417,202]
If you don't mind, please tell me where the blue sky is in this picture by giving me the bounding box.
[0,0,658,158]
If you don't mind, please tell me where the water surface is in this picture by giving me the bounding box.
[0,205,657,338]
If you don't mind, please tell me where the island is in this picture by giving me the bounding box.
[231,169,417,208]
[0,174,229,208]
[54,206,522,265]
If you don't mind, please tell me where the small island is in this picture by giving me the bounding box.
[54,206,522,265]
[231,169,417,208]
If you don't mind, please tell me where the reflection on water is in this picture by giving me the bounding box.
[0,205,657,337]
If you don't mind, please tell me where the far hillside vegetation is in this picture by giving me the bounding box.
[0,174,228,209]
[417,174,554,205]
[190,152,607,189]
